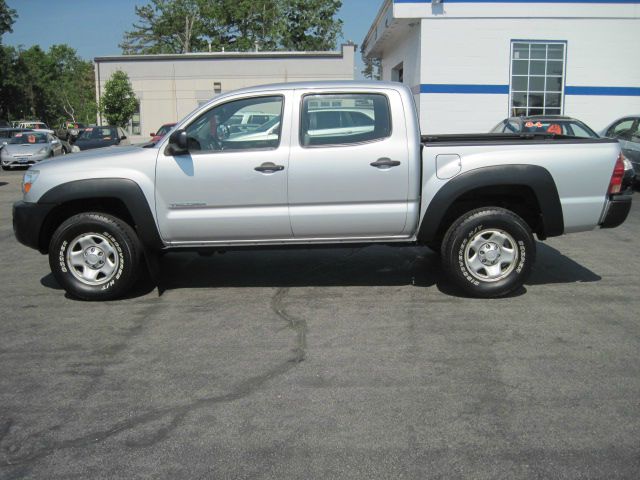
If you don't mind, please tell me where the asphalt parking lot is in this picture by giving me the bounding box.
[0,168,639,479]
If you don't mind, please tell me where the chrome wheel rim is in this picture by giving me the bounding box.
[463,229,519,283]
[66,233,119,285]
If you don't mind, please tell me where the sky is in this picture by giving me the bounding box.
[3,0,382,78]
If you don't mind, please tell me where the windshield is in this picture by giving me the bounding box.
[156,124,174,137]
[77,127,117,140]
[521,120,599,138]
[9,132,48,144]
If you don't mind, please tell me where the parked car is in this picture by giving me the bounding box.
[16,120,52,132]
[150,122,176,143]
[492,115,636,187]
[56,121,87,142]
[222,108,375,144]
[0,120,9,128]
[601,116,640,183]
[1,131,64,169]
[13,81,632,301]
[491,115,599,138]
[74,126,130,151]
[32,129,73,155]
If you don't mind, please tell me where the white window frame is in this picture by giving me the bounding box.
[509,40,567,117]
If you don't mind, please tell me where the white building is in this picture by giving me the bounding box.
[94,45,356,142]
[362,0,640,134]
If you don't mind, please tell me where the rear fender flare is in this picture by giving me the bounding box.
[418,165,564,242]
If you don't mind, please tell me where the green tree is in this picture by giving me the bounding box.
[278,0,343,51]
[120,0,208,54]
[362,56,382,80]
[120,0,343,54]
[99,70,138,128]
[0,0,17,40]
[47,44,97,124]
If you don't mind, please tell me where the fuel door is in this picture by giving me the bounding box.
[436,154,462,179]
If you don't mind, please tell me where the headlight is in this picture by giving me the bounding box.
[22,170,39,194]
[37,147,47,155]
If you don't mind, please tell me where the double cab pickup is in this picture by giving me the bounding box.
[13,81,632,300]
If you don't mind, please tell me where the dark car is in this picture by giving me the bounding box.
[601,116,640,185]
[0,120,9,128]
[491,115,600,138]
[56,121,87,142]
[74,126,131,151]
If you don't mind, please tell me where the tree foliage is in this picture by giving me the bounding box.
[99,71,138,128]
[0,0,17,40]
[362,56,382,80]
[0,44,97,125]
[120,0,343,54]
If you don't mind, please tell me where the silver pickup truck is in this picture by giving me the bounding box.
[13,81,633,300]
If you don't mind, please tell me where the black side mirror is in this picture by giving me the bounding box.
[120,135,127,140]
[167,129,188,155]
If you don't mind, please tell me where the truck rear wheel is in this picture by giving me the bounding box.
[441,207,535,298]
[49,212,141,301]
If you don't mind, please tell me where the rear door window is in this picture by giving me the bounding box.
[300,93,391,147]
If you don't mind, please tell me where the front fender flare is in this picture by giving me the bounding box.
[39,178,164,252]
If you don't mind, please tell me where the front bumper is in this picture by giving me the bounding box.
[2,154,48,167]
[600,192,633,229]
[13,201,56,252]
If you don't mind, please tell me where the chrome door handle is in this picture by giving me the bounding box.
[255,162,285,173]
[370,158,401,169]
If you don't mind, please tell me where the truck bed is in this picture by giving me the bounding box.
[421,133,618,146]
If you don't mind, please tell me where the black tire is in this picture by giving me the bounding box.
[1,165,10,171]
[49,212,141,301]
[441,207,535,298]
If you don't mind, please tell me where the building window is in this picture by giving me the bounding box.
[510,41,565,116]
[214,82,222,94]
[392,62,404,83]
[130,101,141,135]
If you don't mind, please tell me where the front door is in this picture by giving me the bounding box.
[287,89,411,238]
[155,93,293,244]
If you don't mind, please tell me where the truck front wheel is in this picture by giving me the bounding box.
[49,212,141,301]
[441,208,535,298]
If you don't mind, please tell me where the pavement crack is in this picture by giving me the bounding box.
[271,287,308,363]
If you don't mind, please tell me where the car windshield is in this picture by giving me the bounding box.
[156,124,174,136]
[77,127,117,140]
[521,120,598,138]
[9,132,48,144]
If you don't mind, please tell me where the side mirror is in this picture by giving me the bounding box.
[120,135,127,140]
[167,129,188,155]
[150,132,155,137]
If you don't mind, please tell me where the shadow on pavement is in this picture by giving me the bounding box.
[528,242,601,285]
[0,182,8,187]
[39,242,601,298]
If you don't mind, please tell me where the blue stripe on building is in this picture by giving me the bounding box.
[394,0,640,4]
[416,84,640,96]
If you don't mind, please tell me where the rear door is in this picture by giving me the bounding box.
[287,89,410,238]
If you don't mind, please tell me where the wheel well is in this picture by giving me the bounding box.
[432,185,544,245]
[39,198,136,253]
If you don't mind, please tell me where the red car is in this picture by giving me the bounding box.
[150,123,176,143]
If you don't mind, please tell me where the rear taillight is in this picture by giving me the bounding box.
[608,154,625,195]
